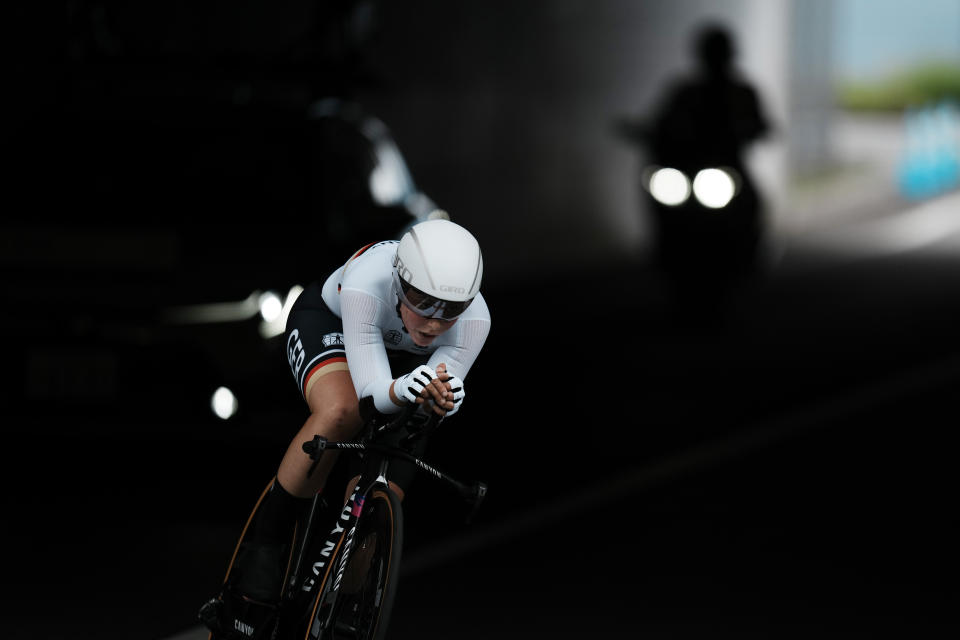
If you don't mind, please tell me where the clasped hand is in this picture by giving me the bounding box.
[395,363,464,417]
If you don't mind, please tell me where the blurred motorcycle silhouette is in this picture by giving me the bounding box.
[634,149,764,278]
[617,22,771,281]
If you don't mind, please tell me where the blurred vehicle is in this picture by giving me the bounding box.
[616,22,770,280]
[6,85,441,434]
[304,97,441,259]
[635,156,763,278]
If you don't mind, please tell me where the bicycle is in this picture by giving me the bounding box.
[199,401,488,640]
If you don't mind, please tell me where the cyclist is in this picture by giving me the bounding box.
[208,217,490,637]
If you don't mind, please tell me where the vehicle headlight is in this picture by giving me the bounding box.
[211,386,238,420]
[692,168,738,209]
[258,291,284,323]
[647,167,691,206]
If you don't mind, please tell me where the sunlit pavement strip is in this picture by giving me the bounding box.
[782,189,960,267]
[164,626,208,640]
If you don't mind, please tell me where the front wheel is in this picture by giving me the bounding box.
[307,487,404,640]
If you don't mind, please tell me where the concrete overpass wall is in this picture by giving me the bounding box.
[361,1,806,285]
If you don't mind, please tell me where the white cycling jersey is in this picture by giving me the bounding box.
[321,240,491,413]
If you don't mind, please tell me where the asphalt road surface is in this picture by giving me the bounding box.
[6,192,960,639]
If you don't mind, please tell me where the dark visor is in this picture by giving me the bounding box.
[393,271,474,320]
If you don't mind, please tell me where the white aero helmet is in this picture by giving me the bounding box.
[393,218,483,320]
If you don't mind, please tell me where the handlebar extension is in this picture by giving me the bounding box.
[463,481,488,525]
[302,434,329,478]
[302,434,328,460]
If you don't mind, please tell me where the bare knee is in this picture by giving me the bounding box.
[311,397,361,440]
[279,400,360,497]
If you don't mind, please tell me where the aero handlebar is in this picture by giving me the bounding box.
[301,400,485,519]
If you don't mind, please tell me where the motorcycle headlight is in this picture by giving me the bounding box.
[692,168,738,209]
[647,167,691,206]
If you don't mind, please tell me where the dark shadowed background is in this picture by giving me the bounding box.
[3,1,960,638]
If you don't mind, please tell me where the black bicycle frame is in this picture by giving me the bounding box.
[292,479,365,600]
[287,404,487,638]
